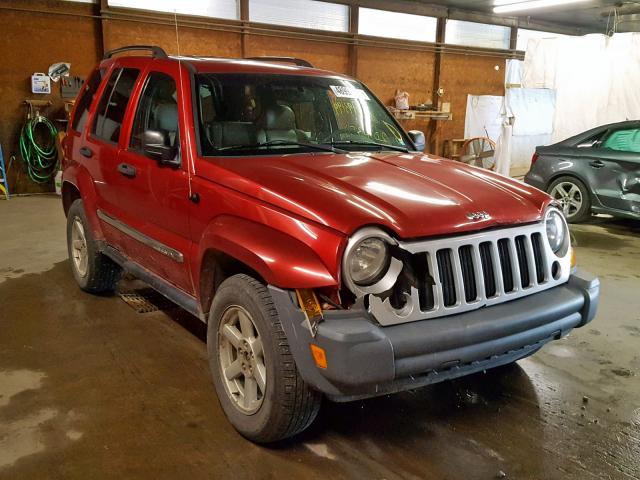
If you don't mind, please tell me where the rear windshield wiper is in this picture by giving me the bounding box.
[216,139,347,154]
[330,140,409,153]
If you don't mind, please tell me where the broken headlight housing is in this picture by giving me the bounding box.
[342,227,403,297]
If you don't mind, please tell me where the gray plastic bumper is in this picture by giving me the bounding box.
[269,269,599,402]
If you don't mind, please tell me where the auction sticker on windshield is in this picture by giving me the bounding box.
[330,85,370,101]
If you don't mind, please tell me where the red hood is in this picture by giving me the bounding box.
[201,152,551,239]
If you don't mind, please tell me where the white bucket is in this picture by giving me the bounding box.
[54,170,62,195]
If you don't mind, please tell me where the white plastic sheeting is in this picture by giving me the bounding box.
[523,33,640,143]
[464,95,503,141]
[464,81,555,177]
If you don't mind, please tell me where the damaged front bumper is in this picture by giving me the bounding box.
[270,269,599,402]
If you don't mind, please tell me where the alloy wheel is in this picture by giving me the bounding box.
[71,218,89,278]
[550,181,583,219]
[218,305,266,414]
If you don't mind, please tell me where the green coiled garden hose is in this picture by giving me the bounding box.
[19,115,58,184]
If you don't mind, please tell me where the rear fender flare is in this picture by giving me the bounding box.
[63,166,105,240]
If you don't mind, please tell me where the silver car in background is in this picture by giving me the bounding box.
[525,120,640,223]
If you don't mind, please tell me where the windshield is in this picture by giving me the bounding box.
[194,73,411,156]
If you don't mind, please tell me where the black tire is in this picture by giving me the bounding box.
[547,176,591,223]
[207,274,321,443]
[66,199,122,293]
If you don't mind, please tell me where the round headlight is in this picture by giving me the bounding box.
[546,209,567,254]
[347,237,390,286]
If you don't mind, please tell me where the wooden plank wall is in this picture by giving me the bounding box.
[0,0,508,194]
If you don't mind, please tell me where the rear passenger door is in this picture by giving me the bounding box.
[105,67,193,294]
[86,65,141,221]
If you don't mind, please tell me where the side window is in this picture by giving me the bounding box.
[91,67,140,143]
[71,68,105,132]
[129,72,179,156]
[601,128,640,153]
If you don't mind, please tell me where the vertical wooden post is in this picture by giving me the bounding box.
[348,5,358,77]
[509,25,518,54]
[429,17,446,155]
[240,0,249,58]
[98,0,108,55]
[431,17,445,108]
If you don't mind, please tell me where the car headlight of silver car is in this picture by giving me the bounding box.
[545,207,569,255]
[342,227,403,296]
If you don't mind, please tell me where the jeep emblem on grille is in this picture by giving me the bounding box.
[466,211,490,221]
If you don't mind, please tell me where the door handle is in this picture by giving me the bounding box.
[117,163,136,178]
[79,147,93,158]
[589,160,605,169]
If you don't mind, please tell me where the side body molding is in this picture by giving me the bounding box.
[196,215,343,290]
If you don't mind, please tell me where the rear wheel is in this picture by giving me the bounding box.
[207,274,321,443]
[66,199,122,292]
[548,176,591,223]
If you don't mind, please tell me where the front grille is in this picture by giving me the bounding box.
[421,234,545,310]
[374,222,571,326]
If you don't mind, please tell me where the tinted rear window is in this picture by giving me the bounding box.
[91,67,140,143]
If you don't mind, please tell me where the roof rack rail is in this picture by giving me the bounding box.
[244,56,313,68]
[103,45,168,60]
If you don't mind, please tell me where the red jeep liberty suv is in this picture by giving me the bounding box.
[62,46,600,442]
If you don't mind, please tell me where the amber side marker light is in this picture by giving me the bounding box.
[570,246,577,268]
[310,344,328,369]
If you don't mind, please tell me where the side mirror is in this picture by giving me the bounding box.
[142,130,179,166]
[408,130,426,152]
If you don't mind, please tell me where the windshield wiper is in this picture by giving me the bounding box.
[330,140,409,153]
[216,139,347,153]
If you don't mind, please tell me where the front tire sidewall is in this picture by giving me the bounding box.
[207,278,285,442]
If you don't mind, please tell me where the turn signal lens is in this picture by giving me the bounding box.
[310,344,327,369]
[570,246,577,268]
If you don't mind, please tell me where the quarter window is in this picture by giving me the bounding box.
[92,67,140,143]
[71,68,105,132]
[129,72,180,157]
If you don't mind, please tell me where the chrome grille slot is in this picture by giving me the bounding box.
[497,238,515,293]
[459,245,477,303]
[479,242,497,298]
[436,249,457,307]
[531,233,546,284]
[515,235,530,288]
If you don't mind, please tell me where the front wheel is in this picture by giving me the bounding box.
[548,176,591,223]
[207,274,321,443]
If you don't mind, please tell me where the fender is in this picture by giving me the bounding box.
[197,215,342,289]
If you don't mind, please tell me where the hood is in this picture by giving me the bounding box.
[202,152,552,239]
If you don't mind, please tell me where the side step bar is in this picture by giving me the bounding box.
[102,245,206,322]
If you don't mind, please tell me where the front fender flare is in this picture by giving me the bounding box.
[198,215,340,289]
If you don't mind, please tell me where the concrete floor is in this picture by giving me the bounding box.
[0,195,639,480]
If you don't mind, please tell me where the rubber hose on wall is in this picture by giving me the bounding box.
[19,115,58,184]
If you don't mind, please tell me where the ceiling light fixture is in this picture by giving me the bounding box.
[493,0,590,14]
